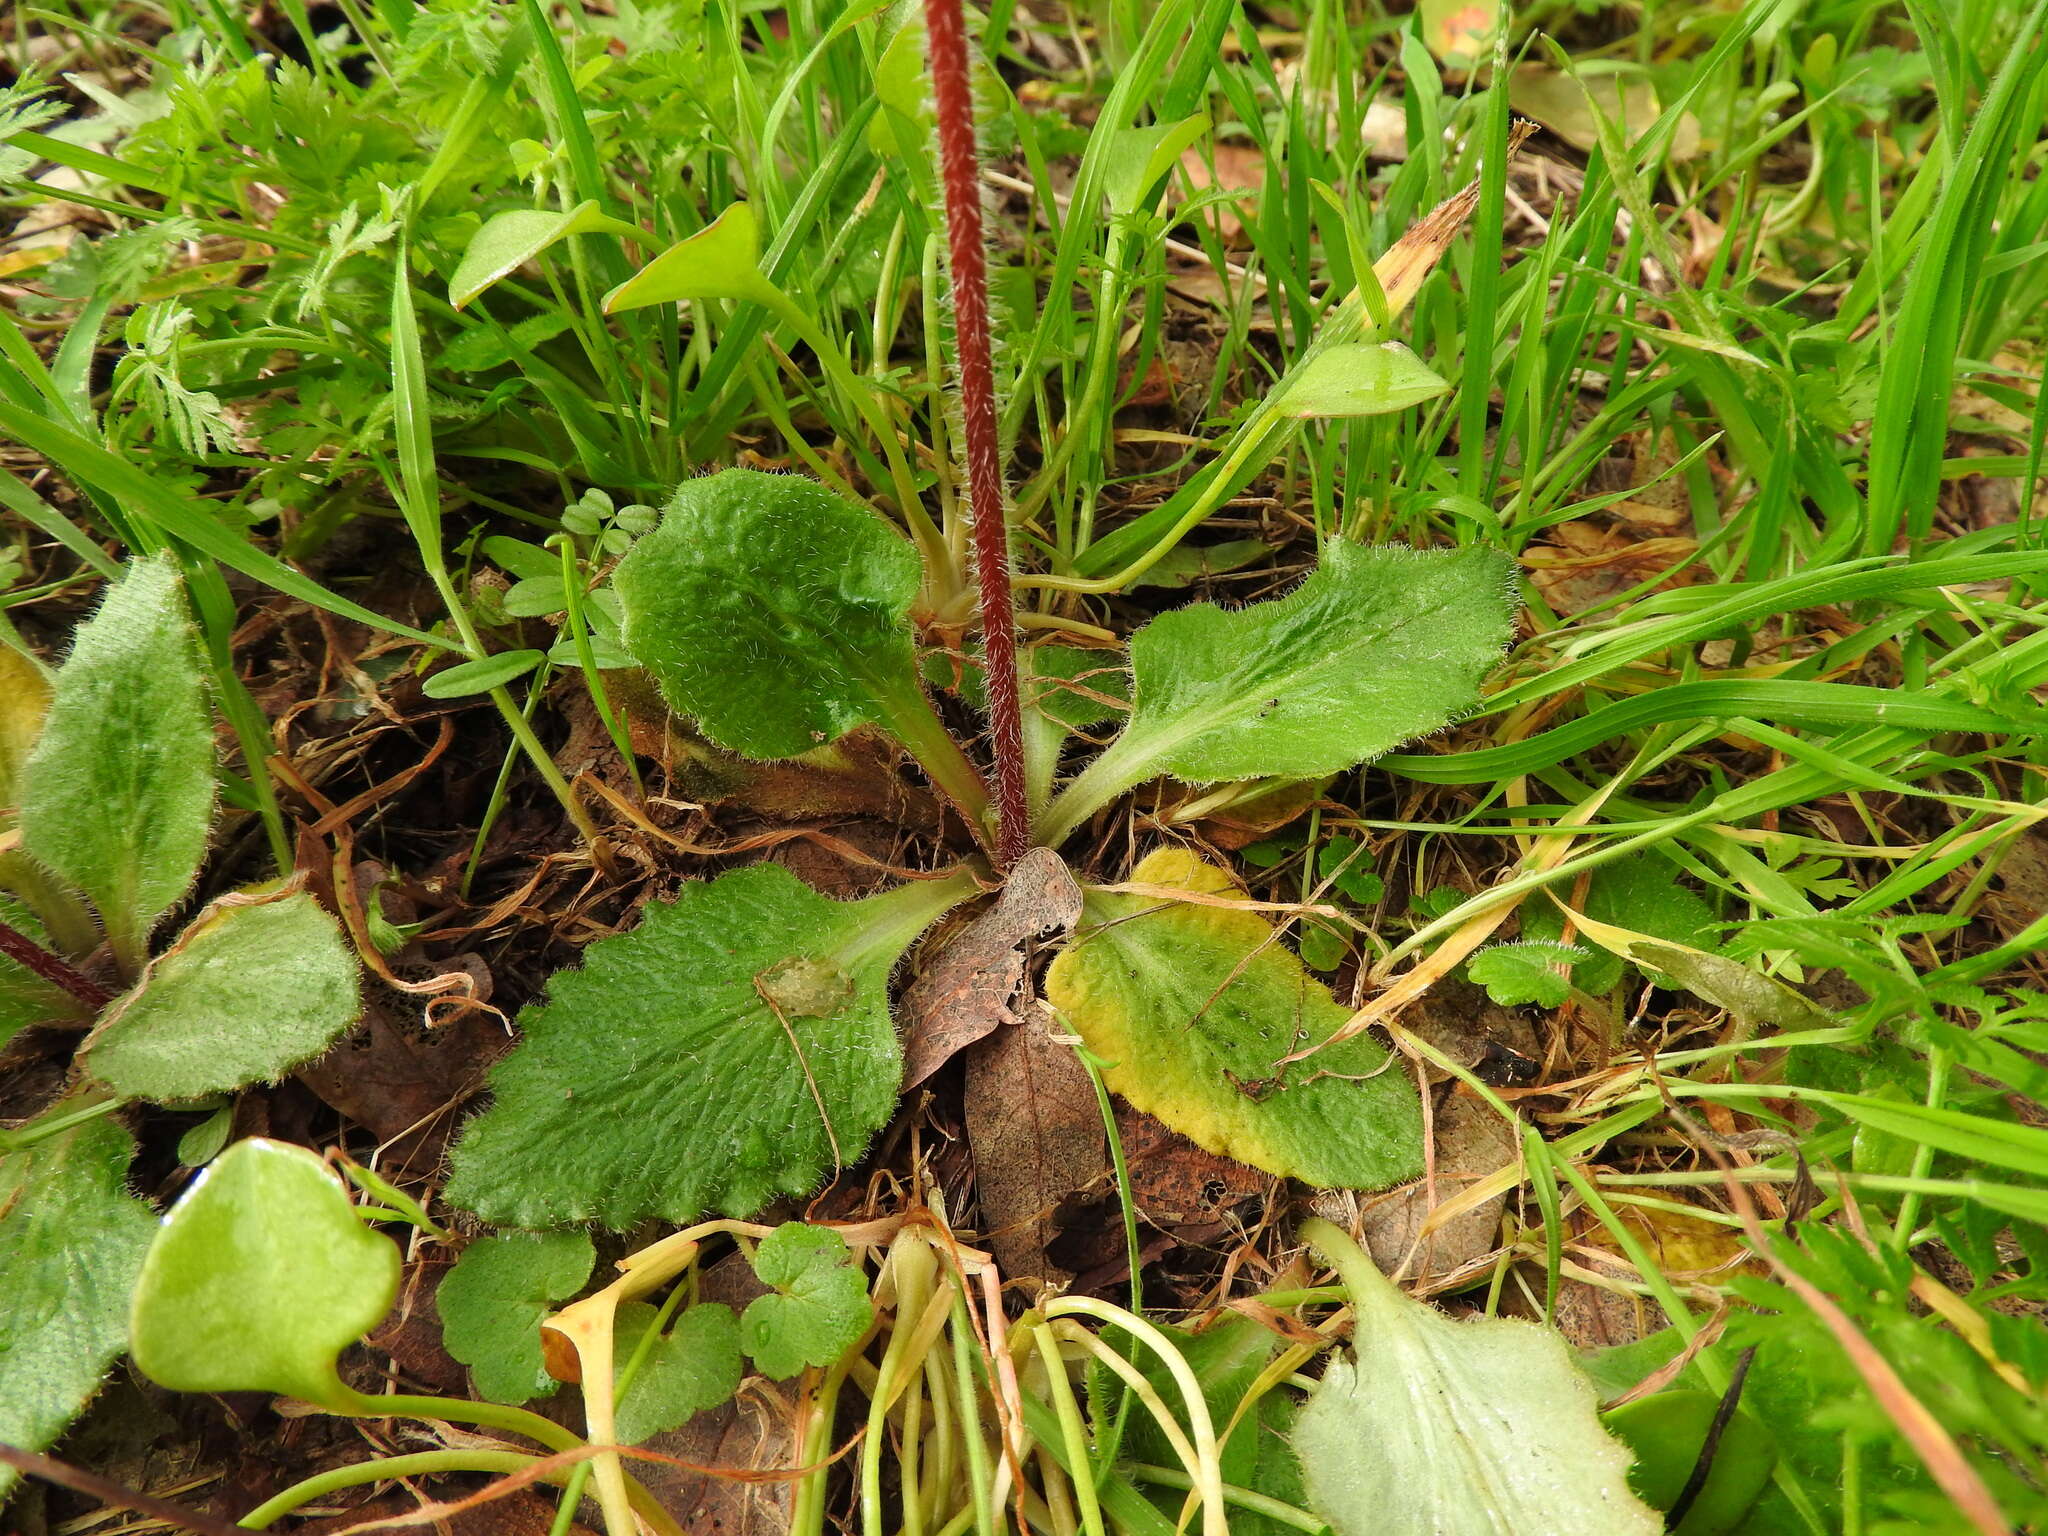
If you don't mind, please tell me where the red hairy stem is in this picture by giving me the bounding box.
[0,918,109,1013]
[922,0,1030,869]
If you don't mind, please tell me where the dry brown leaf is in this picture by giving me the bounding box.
[1361,1091,1517,1292]
[901,848,1083,1089]
[1116,1105,1272,1223]
[965,1010,1106,1283]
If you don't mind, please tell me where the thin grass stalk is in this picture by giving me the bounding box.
[922,0,1029,868]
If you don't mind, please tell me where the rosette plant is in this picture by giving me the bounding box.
[438,0,1520,1235]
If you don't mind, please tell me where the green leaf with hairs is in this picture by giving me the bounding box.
[0,1112,155,1499]
[614,469,932,762]
[1295,1218,1662,1535]
[83,889,360,1102]
[1045,847,1421,1188]
[1041,543,1514,842]
[20,556,216,970]
[445,864,973,1229]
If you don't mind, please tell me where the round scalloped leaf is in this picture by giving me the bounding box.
[129,1138,399,1410]
[1046,847,1421,1188]
[444,864,971,1230]
[613,1300,744,1442]
[437,1230,596,1404]
[741,1223,872,1380]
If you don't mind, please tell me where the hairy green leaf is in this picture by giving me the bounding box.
[614,1300,744,1441]
[1467,942,1587,1009]
[1041,542,1515,843]
[445,864,973,1229]
[614,469,931,761]
[83,889,360,1101]
[741,1223,872,1380]
[1295,1218,1661,1536]
[20,556,216,969]
[0,1112,155,1499]
[437,1230,595,1404]
[1045,848,1421,1188]
[1522,853,1719,995]
[129,1138,399,1411]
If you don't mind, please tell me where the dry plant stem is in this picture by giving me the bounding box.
[0,917,109,1011]
[921,0,1028,868]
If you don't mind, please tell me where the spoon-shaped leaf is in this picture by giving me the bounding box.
[602,203,772,311]
[21,555,215,971]
[83,888,360,1102]
[1272,341,1449,417]
[1045,847,1421,1188]
[1294,1217,1662,1536]
[1041,541,1515,844]
[129,1138,399,1411]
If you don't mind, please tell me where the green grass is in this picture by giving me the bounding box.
[4,0,2047,1530]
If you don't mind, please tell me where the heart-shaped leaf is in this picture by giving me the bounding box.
[603,203,771,312]
[1040,541,1516,843]
[613,468,936,761]
[1045,848,1422,1188]
[449,200,646,309]
[21,555,216,970]
[741,1223,872,1380]
[445,864,974,1229]
[84,888,361,1102]
[0,1111,156,1499]
[1293,1217,1661,1536]
[437,1230,596,1404]
[129,1138,399,1411]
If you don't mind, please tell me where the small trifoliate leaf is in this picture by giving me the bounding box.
[613,1300,744,1441]
[1466,942,1587,1009]
[0,1112,156,1499]
[83,889,360,1101]
[129,1138,399,1411]
[742,1223,872,1380]
[614,469,933,761]
[20,555,216,968]
[1294,1218,1662,1536]
[1042,542,1515,842]
[445,864,973,1229]
[1046,848,1422,1188]
[1297,916,1350,973]
[437,1231,596,1404]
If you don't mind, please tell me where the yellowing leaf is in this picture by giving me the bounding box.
[1046,848,1421,1187]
